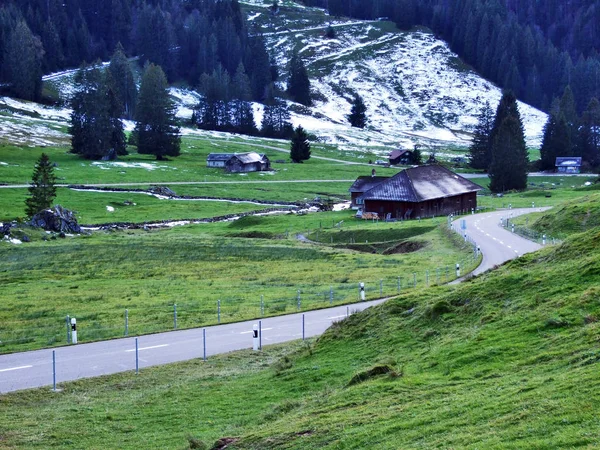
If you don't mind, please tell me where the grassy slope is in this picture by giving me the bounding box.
[0,213,478,353]
[1,202,599,449]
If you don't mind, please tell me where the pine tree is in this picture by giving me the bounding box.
[488,114,529,192]
[69,65,114,160]
[578,97,600,167]
[467,101,494,170]
[25,153,57,218]
[134,63,181,160]
[540,112,571,170]
[347,94,367,128]
[108,43,138,120]
[290,125,311,163]
[4,20,43,101]
[287,51,311,106]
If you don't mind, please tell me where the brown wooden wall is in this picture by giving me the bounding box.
[364,192,477,219]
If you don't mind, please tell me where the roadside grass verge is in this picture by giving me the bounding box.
[1,225,599,449]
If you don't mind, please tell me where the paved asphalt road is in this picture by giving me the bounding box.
[452,207,551,278]
[0,301,384,393]
[0,208,552,393]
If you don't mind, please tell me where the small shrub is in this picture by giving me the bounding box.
[347,364,400,387]
[187,436,207,449]
[428,300,452,319]
[544,317,570,329]
[273,355,293,376]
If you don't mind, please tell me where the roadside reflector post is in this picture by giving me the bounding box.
[329,287,333,305]
[52,350,56,391]
[135,338,139,374]
[302,314,305,341]
[359,282,365,301]
[66,315,71,344]
[543,234,546,245]
[70,318,77,344]
[252,324,259,351]
[456,263,460,278]
[203,329,207,361]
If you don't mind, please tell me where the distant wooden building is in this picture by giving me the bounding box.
[388,149,413,165]
[348,175,389,209]
[555,157,582,174]
[207,152,271,173]
[355,165,482,219]
[207,153,234,168]
[225,152,270,173]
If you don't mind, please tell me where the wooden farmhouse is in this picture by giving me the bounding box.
[207,152,271,173]
[349,175,390,209]
[388,149,413,165]
[351,165,482,219]
[555,156,582,174]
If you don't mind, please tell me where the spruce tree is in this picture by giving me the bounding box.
[25,153,57,218]
[540,112,572,170]
[108,43,138,120]
[69,65,114,160]
[290,125,311,163]
[134,63,181,160]
[488,114,529,192]
[287,51,311,106]
[467,101,494,170]
[4,20,43,101]
[348,94,367,128]
[578,97,600,167]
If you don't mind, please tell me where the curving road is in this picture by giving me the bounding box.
[452,207,551,278]
[0,208,551,393]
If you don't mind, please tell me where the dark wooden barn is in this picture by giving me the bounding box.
[348,175,389,209]
[358,165,482,219]
[388,149,413,165]
[225,152,270,173]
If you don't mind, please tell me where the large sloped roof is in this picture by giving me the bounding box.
[362,165,482,202]
[231,152,266,164]
[207,153,235,161]
[389,149,411,159]
[349,176,389,193]
[555,157,582,167]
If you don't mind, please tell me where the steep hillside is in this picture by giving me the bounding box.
[1,0,547,157]
[1,203,599,448]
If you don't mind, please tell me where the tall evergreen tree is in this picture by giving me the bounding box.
[134,63,181,160]
[25,153,57,218]
[261,98,293,139]
[69,65,114,160]
[347,94,367,128]
[108,43,137,120]
[290,125,311,163]
[540,112,571,170]
[488,114,529,192]
[4,20,43,101]
[287,51,311,106]
[578,97,600,167]
[467,101,494,170]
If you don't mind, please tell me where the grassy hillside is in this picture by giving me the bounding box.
[1,209,599,448]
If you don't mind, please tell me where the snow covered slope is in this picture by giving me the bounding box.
[0,0,547,156]
[244,0,547,153]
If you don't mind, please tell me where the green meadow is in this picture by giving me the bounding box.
[0,198,598,449]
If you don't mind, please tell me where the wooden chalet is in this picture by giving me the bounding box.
[555,157,582,174]
[357,165,482,219]
[207,153,234,168]
[207,152,271,173]
[225,152,270,173]
[348,175,389,209]
[388,149,413,165]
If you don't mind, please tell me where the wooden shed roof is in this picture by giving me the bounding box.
[349,176,389,193]
[362,165,482,202]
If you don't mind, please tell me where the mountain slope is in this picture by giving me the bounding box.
[0,0,548,158]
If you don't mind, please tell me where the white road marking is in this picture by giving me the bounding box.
[125,344,169,352]
[328,315,347,319]
[0,365,32,373]
[240,328,273,334]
